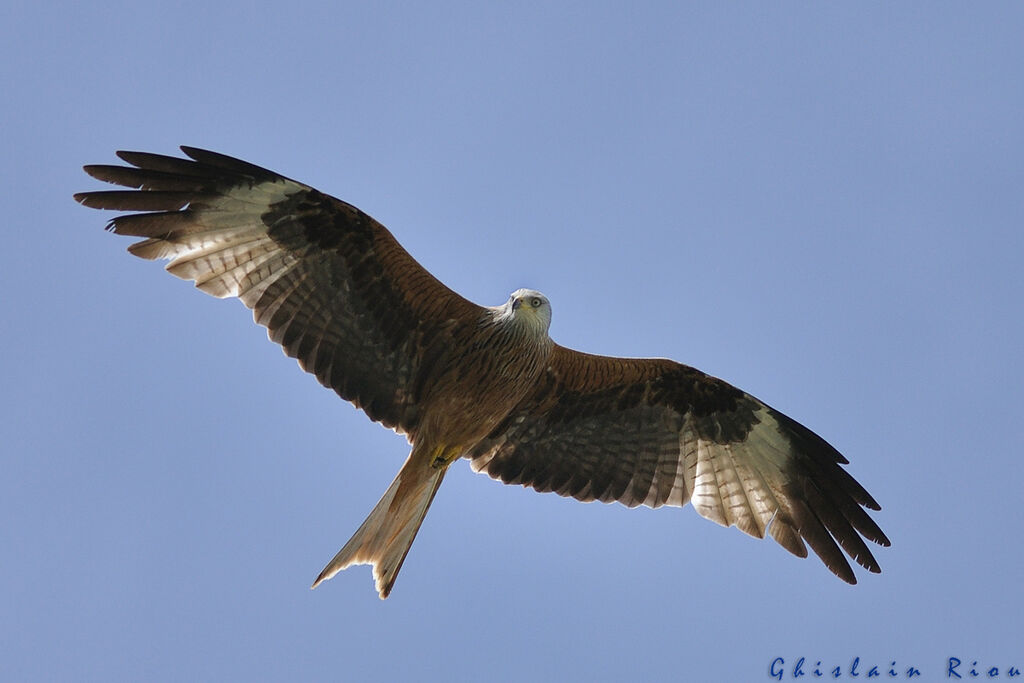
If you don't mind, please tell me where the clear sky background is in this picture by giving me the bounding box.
[3,3,1023,681]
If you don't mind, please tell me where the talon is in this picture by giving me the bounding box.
[430,446,448,469]
[430,445,458,469]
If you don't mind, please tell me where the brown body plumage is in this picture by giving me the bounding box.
[314,296,555,596]
[76,147,889,598]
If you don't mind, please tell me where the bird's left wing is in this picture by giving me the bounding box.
[76,147,484,437]
[467,345,890,583]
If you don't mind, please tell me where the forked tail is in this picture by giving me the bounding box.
[311,450,446,599]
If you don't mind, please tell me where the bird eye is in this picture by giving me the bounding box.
[531,297,542,308]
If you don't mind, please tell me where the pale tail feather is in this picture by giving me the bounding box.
[311,452,446,599]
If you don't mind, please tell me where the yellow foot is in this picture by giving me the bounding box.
[429,445,461,469]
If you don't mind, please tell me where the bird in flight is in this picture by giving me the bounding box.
[76,147,889,599]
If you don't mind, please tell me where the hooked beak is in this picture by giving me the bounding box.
[511,298,522,311]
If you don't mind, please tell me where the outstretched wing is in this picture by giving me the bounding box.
[76,146,483,437]
[467,345,890,583]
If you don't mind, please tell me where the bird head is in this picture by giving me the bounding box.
[508,288,552,335]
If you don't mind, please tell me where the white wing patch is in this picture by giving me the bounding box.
[130,179,302,300]
[684,407,793,542]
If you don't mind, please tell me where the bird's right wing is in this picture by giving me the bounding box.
[468,345,889,583]
[76,146,484,437]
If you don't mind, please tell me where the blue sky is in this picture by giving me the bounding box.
[3,2,1023,681]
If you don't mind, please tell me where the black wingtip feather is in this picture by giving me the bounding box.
[105,211,190,238]
[180,146,280,180]
[72,190,201,211]
[114,150,234,180]
[82,164,213,192]
[791,497,857,584]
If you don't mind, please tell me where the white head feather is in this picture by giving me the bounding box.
[498,288,552,336]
